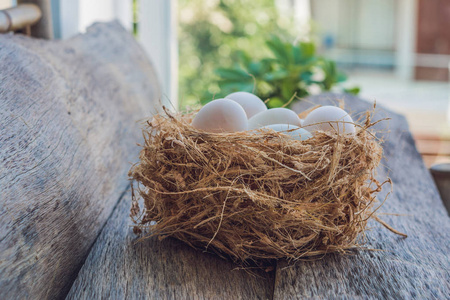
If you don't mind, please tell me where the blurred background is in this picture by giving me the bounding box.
[1,0,449,166]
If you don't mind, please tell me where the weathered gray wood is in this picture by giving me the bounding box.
[67,93,448,299]
[0,22,160,299]
[273,93,450,299]
[66,190,275,300]
[68,93,449,299]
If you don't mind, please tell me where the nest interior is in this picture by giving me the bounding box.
[129,109,388,265]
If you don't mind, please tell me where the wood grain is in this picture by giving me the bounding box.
[66,190,275,300]
[273,93,450,299]
[68,93,449,299]
[0,22,160,299]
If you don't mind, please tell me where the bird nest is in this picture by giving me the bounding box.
[129,107,395,267]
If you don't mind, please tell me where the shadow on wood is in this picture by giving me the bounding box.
[67,190,275,300]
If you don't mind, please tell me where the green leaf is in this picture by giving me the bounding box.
[280,81,296,100]
[266,97,285,108]
[200,98,211,105]
[321,60,337,90]
[218,80,254,93]
[336,72,348,82]
[263,69,289,81]
[292,42,316,64]
[299,42,315,59]
[292,45,302,64]
[260,58,278,64]
[266,36,292,65]
[295,88,309,98]
[208,33,356,110]
[344,87,360,95]
[235,50,251,66]
[248,61,270,76]
[289,64,309,75]
[215,68,251,80]
[300,70,313,78]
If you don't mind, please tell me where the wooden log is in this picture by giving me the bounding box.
[272,93,450,299]
[66,190,275,300]
[0,22,160,299]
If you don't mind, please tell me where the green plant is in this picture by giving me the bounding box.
[178,0,296,109]
[213,36,359,108]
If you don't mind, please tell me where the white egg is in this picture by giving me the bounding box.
[248,108,302,130]
[225,92,267,118]
[191,98,248,133]
[259,124,312,141]
[302,106,356,134]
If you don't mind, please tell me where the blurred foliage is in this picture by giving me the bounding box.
[133,0,138,36]
[178,0,290,108]
[215,36,358,108]
[178,0,358,109]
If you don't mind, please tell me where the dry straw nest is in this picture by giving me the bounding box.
[129,106,396,266]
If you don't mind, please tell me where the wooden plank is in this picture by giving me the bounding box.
[0,21,160,299]
[66,190,275,300]
[273,93,450,299]
[69,93,448,299]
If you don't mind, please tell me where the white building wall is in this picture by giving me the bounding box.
[395,0,418,80]
[311,0,339,42]
[356,0,395,50]
[312,0,395,50]
[0,0,12,10]
[59,0,132,39]
[138,0,178,108]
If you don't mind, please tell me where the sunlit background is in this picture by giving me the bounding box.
[176,0,450,170]
[1,0,449,166]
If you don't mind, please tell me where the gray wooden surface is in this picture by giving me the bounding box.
[68,94,449,299]
[274,93,450,299]
[66,189,275,300]
[1,20,448,299]
[0,22,160,299]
